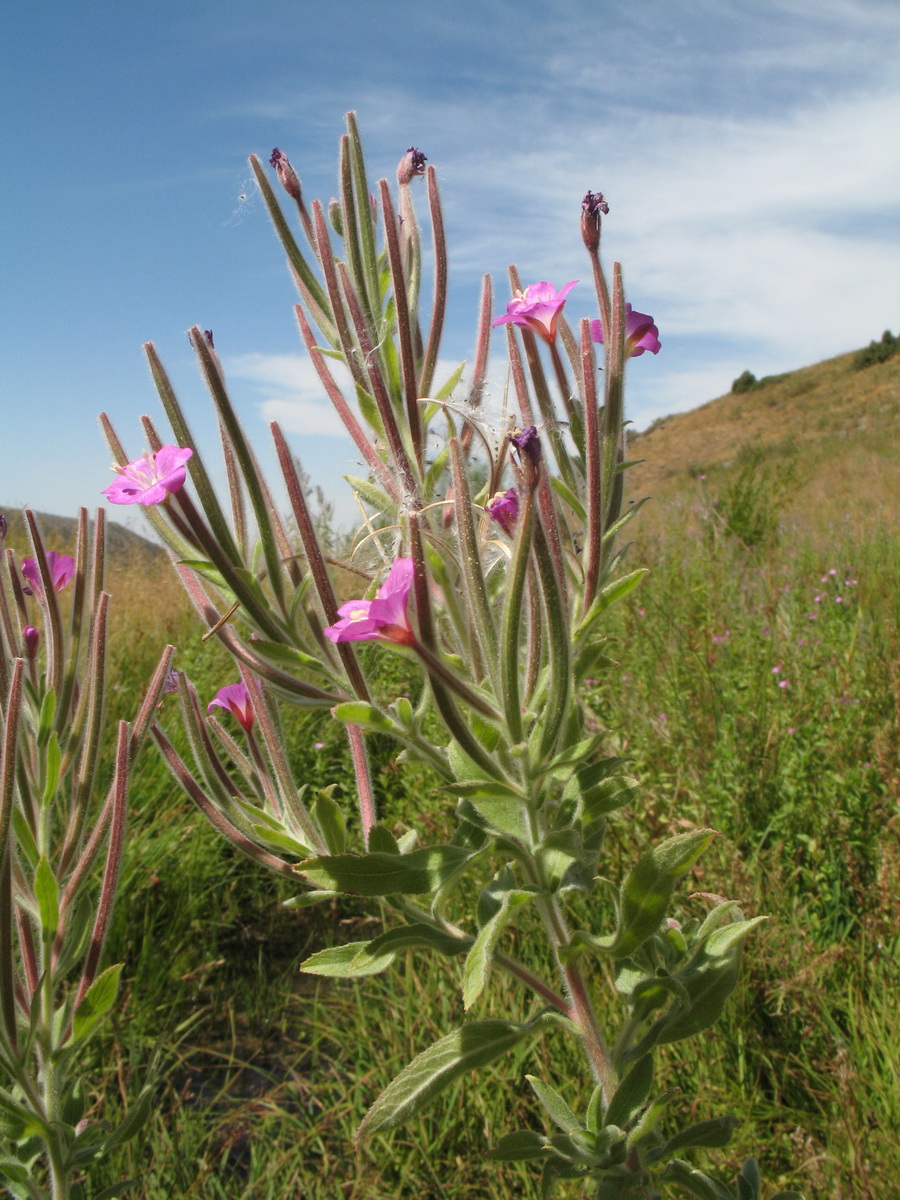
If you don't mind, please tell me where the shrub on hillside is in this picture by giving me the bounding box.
[853,329,898,370]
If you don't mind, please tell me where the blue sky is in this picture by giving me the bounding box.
[3,0,899,529]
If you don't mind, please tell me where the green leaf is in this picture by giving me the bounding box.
[576,569,649,640]
[652,1115,740,1160]
[301,940,397,978]
[604,1054,654,1130]
[299,845,473,896]
[42,732,61,803]
[311,791,347,855]
[366,923,467,958]
[72,964,123,1044]
[660,1159,735,1200]
[37,689,56,747]
[103,1085,155,1150]
[604,830,716,958]
[34,856,59,938]
[247,641,325,672]
[658,918,766,1044]
[464,874,534,1008]
[332,701,393,732]
[539,830,592,893]
[367,823,400,854]
[526,1075,581,1134]
[357,1016,548,1139]
[736,1158,761,1200]
[467,794,531,842]
[282,889,337,909]
[581,775,641,821]
[485,1129,551,1162]
[344,475,395,513]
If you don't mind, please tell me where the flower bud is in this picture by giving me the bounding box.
[485,488,520,536]
[509,427,542,488]
[581,190,609,252]
[0,513,7,540]
[23,626,39,657]
[269,147,303,203]
[397,146,427,186]
[328,198,344,236]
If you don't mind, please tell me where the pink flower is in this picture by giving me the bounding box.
[22,551,74,596]
[492,281,577,344]
[324,558,416,645]
[590,304,661,357]
[103,445,193,506]
[208,681,254,732]
[485,488,520,536]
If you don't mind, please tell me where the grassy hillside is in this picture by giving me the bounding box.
[626,347,900,542]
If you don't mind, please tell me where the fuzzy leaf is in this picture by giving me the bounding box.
[311,791,346,855]
[485,1129,550,1161]
[658,918,766,1044]
[602,830,715,958]
[357,1016,548,1139]
[301,941,397,978]
[604,1054,654,1130]
[526,1075,581,1134]
[332,702,393,732]
[72,964,123,1044]
[650,1115,740,1162]
[576,569,649,640]
[464,879,534,1008]
[34,855,59,937]
[660,1159,735,1200]
[299,845,473,896]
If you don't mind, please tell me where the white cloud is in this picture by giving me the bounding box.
[226,351,350,436]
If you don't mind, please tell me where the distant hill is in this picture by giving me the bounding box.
[625,345,900,537]
[0,509,165,567]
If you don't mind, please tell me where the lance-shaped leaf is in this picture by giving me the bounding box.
[485,1129,551,1162]
[660,1159,736,1200]
[575,568,649,642]
[464,870,535,1008]
[72,963,123,1045]
[302,923,467,977]
[526,1075,581,1134]
[656,917,767,1044]
[299,845,474,896]
[598,830,715,959]
[602,1053,654,1131]
[357,1015,550,1139]
[647,1115,740,1164]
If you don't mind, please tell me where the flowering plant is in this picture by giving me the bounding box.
[0,512,173,1198]
[99,115,803,1199]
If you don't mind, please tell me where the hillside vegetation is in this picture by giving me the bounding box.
[626,346,900,542]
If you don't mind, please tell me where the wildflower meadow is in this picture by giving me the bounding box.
[1,114,897,1200]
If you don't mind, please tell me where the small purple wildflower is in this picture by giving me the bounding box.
[314,742,325,750]
[590,304,661,357]
[162,668,179,694]
[398,147,427,185]
[324,558,416,645]
[22,552,74,596]
[485,488,520,536]
[492,281,577,344]
[778,679,789,689]
[711,631,730,644]
[103,445,193,506]
[208,681,254,732]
